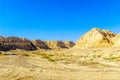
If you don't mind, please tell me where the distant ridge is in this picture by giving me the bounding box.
[0,36,75,51]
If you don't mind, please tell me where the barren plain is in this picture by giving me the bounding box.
[1,48,120,80]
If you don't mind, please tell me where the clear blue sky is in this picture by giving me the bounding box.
[0,0,120,42]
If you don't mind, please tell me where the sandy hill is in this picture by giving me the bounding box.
[74,28,116,48]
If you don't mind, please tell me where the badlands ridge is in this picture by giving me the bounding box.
[0,28,120,51]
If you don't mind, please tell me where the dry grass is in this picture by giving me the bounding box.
[6,48,120,67]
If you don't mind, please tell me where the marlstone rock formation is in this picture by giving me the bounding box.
[64,41,75,48]
[45,40,67,49]
[0,36,74,51]
[0,36,37,51]
[31,40,50,49]
[74,28,116,48]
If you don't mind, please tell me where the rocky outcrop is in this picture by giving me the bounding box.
[64,41,75,48]
[45,40,67,49]
[74,28,116,48]
[31,40,50,49]
[0,36,37,51]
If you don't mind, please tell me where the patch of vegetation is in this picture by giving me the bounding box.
[32,51,70,62]
[40,53,55,62]
[9,50,34,57]
[79,60,99,66]
[103,56,120,61]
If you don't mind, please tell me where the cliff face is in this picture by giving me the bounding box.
[74,28,116,48]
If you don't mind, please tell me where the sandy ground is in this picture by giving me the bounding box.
[1,48,120,80]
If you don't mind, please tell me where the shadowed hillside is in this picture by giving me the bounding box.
[0,36,75,51]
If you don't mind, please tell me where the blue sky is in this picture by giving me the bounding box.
[0,0,120,42]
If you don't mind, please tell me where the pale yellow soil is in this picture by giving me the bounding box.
[1,48,120,80]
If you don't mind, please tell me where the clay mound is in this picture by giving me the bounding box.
[74,28,116,48]
[31,40,50,49]
[0,36,37,51]
[45,40,67,49]
[64,41,75,48]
